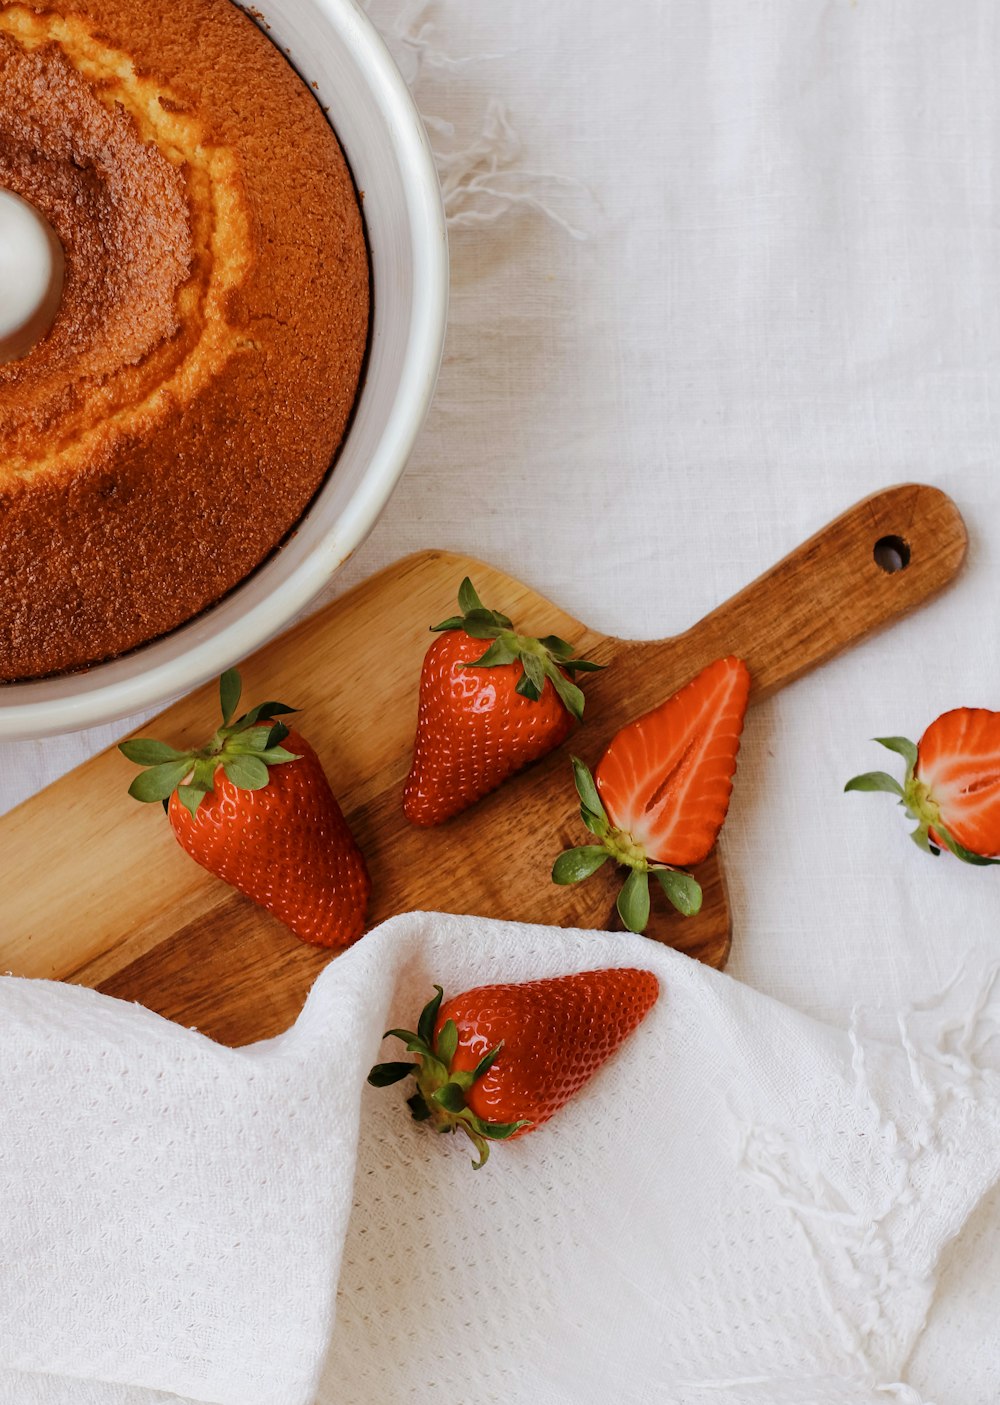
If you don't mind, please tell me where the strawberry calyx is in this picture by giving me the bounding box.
[118,668,301,818]
[845,735,1000,865]
[431,577,603,723]
[551,757,704,933]
[367,985,529,1169]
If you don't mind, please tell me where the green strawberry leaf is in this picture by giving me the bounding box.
[547,668,585,723]
[480,1118,530,1140]
[382,1026,420,1046]
[515,671,543,701]
[266,720,290,749]
[222,755,270,790]
[874,736,918,771]
[617,867,651,933]
[127,759,193,803]
[466,638,518,668]
[118,739,188,765]
[176,784,207,819]
[407,1091,432,1122]
[910,826,939,855]
[433,1081,468,1113]
[844,771,904,796]
[252,747,301,766]
[192,758,217,792]
[417,986,445,1048]
[220,668,242,727]
[238,701,296,729]
[225,726,276,755]
[367,1062,417,1087]
[580,804,610,838]
[538,634,575,659]
[472,1042,503,1082]
[520,650,547,697]
[458,577,484,615]
[436,1018,459,1065]
[571,757,605,818]
[654,867,703,917]
[460,609,506,641]
[563,659,604,674]
[552,845,610,884]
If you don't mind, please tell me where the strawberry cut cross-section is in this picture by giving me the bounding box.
[595,656,751,867]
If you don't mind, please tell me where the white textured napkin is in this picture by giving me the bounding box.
[1,913,998,1405]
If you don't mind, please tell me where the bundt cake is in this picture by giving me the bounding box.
[0,0,369,679]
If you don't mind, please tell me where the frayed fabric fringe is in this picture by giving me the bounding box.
[734,964,1000,1395]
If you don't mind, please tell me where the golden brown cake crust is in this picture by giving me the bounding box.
[0,0,369,679]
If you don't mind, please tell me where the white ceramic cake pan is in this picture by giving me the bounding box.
[0,0,447,740]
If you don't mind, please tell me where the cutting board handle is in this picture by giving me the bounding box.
[669,483,967,700]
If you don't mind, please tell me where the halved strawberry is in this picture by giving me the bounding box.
[552,657,751,932]
[846,708,1000,863]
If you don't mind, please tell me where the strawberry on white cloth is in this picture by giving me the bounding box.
[0,912,997,1405]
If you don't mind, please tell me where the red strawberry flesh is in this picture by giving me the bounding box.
[917,708,1000,857]
[594,656,750,866]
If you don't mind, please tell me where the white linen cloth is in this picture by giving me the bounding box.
[2,912,999,1405]
[4,1,1000,1399]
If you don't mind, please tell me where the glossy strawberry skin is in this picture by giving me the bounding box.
[917,708,1000,857]
[594,656,750,866]
[403,629,575,826]
[168,730,371,947]
[436,968,659,1134]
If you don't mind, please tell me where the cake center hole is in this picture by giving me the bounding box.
[0,188,65,366]
[873,535,911,573]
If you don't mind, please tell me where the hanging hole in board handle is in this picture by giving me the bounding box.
[873,535,911,574]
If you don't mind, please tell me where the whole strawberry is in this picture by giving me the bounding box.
[552,656,751,932]
[403,577,602,826]
[119,670,371,946]
[368,968,659,1168]
[845,708,1000,863]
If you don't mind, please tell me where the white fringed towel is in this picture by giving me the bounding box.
[1,913,998,1405]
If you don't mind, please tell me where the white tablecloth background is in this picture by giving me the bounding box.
[2,2,998,1399]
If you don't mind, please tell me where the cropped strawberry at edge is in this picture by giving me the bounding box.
[403,576,604,827]
[552,656,752,933]
[118,669,371,947]
[845,707,1000,864]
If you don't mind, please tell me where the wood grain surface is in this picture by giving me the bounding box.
[0,483,967,1045]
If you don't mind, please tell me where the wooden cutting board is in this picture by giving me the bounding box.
[0,484,967,1046]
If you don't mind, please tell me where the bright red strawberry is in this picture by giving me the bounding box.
[119,670,371,946]
[369,968,659,1168]
[846,708,1000,863]
[403,577,602,826]
[552,657,751,933]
